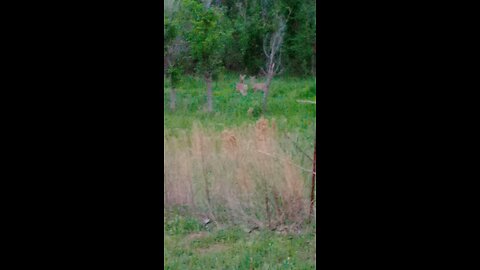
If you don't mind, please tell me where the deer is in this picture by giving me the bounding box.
[249,76,268,93]
[236,74,248,96]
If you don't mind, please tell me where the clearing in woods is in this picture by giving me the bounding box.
[164,74,316,269]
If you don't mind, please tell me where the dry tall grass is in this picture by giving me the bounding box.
[164,118,315,230]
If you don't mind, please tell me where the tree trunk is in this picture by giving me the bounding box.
[169,72,176,111]
[262,88,269,114]
[205,74,213,112]
[169,88,176,111]
[309,132,317,220]
[311,54,316,77]
[262,77,273,114]
[312,42,316,77]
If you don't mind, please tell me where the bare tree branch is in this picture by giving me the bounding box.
[263,36,270,58]
[164,0,180,19]
[285,134,314,162]
[287,7,292,20]
[257,150,313,174]
[166,36,188,70]
[297,100,317,104]
[202,0,212,9]
[276,53,282,72]
[260,67,267,76]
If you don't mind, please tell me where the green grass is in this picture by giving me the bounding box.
[164,211,316,270]
[164,73,316,136]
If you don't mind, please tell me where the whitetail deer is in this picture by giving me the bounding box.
[236,74,248,96]
[249,76,267,93]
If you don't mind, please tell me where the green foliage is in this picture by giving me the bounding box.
[164,0,187,87]
[282,0,316,75]
[167,65,182,88]
[164,211,203,236]
[183,0,231,77]
[165,0,316,77]
[164,19,177,45]
[164,0,182,53]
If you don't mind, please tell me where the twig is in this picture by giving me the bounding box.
[297,100,316,105]
[257,150,314,174]
[285,134,313,162]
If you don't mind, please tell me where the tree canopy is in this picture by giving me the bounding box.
[164,0,316,77]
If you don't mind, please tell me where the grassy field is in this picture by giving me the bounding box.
[164,74,316,135]
[164,210,316,269]
[164,73,317,269]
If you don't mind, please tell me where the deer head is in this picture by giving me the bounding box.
[239,74,246,83]
[236,75,248,96]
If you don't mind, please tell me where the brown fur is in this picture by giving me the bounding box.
[236,74,248,96]
[250,76,267,93]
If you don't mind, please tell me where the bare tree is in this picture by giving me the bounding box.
[260,17,286,114]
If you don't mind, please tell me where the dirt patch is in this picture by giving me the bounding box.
[196,243,229,254]
[186,232,208,242]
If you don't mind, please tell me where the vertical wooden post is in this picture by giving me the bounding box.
[309,128,317,219]
[297,100,317,222]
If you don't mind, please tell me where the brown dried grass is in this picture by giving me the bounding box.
[164,118,313,228]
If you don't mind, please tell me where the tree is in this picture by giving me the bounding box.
[184,0,231,112]
[260,16,286,114]
[164,0,187,111]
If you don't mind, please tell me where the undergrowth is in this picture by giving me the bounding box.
[164,73,316,136]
